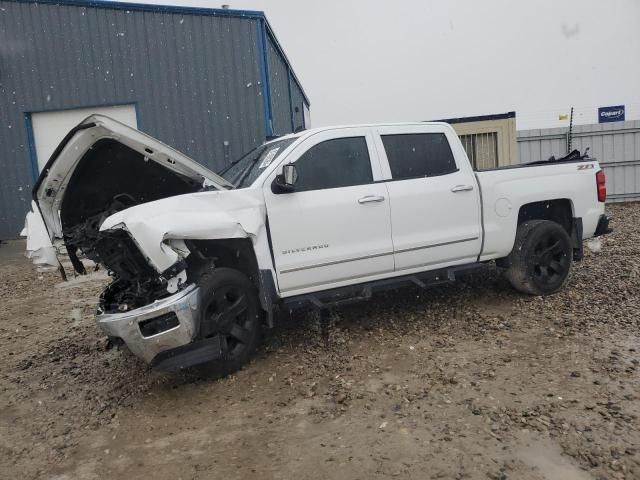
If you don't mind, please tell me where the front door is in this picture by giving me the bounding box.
[263,128,394,295]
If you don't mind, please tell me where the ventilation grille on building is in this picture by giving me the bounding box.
[459,132,498,170]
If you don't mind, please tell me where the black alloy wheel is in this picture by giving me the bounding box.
[504,220,572,295]
[531,232,570,286]
[195,267,262,376]
[201,284,253,358]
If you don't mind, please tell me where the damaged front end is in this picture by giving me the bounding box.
[57,138,199,314]
[95,283,201,364]
[78,221,204,367]
[88,228,186,313]
[31,115,238,367]
[63,195,189,315]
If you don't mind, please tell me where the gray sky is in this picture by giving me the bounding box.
[128,0,640,130]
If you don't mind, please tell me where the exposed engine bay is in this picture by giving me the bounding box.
[59,138,203,313]
[26,115,271,372]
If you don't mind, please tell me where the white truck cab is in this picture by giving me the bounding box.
[30,115,611,375]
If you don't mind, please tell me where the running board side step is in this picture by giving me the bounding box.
[305,285,373,309]
[283,262,486,312]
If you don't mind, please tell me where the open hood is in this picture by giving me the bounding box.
[33,114,232,240]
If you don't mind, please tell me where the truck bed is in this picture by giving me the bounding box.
[475,157,603,261]
[475,149,590,172]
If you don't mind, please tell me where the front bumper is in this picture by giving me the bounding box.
[96,284,200,363]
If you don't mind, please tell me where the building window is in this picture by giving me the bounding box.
[459,132,498,170]
[381,133,457,179]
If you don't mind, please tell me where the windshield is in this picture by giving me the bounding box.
[219,138,297,189]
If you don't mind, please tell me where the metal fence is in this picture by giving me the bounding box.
[517,120,640,202]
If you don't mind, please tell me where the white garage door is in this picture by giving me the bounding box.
[31,104,138,172]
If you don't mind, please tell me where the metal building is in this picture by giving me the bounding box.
[436,112,518,170]
[517,120,640,203]
[0,0,310,239]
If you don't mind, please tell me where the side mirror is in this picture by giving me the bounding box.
[283,164,298,185]
[271,164,298,194]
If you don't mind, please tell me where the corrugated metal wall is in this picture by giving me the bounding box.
[265,36,306,135]
[267,37,292,136]
[517,120,640,202]
[0,0,309,239]
[290,77,306,131]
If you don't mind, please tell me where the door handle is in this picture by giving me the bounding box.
[358,195,385,204]
[451,185,474,193]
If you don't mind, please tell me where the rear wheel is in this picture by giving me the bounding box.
[195,267,262,377]
[503,220,572,295]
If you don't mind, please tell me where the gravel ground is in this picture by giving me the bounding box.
[0,203,638,480]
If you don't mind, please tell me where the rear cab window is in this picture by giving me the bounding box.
[381,133,457,179]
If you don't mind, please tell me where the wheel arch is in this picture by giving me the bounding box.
[496,198,582,267]
[517,198,574,235]
[184,238,277,327]
[516,198,584,260]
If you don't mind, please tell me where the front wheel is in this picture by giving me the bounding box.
[503,220,572,296]
[195,267,262,377]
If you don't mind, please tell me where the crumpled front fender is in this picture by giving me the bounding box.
[100,189,269,273]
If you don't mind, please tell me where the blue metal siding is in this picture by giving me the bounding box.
[290,74,307,131]
[265,31,309,136]
[255,18,273,137]
[0,0,308,239]
[266,35,292,136]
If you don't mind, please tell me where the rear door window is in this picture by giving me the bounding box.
[381,133,457,179]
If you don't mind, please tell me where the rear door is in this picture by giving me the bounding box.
[263,128,394,295]
[374,125,482,272]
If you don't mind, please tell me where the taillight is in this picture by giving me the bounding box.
[596,170,606,202]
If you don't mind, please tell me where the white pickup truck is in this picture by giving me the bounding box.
[31,115,610,374]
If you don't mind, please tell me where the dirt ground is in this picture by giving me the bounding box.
[1,203,639,480]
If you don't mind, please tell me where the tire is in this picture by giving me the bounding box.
[195,267,262,377]
[503,220,572,296]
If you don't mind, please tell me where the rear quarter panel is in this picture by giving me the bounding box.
[476,162,605,261]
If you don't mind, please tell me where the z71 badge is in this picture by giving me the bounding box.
[577,164,594,170]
